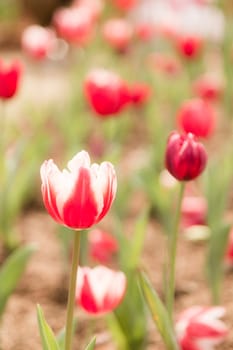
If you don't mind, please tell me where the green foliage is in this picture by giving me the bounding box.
[84,337,96,350]
[0,244,36,316]
[37,305,60,350]
[138,271,179,350]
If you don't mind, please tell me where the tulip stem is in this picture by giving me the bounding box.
[65,230,81,350]
[166,182,185,321]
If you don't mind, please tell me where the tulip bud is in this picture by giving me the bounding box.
[165,132,207,181]
[175,34,203,60]
[177,98,216,138]
[102,18,133,53]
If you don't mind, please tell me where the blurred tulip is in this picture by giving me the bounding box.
[21,25,56,61]
[53,7,94,46]
[176,306,228,350]
[165,132,207,181]
[181,195,207,228]
[175,34,203,59]
[88,229,118,263]
[76,265,127,314]
[135,23,155,41]
[102,18,133,53]
[177,98,216,138]
[40,150,117,229]
[225,228,233,265]
[72,0,103,21]
[130,82,151,106]
[0,60,21,100]
[84,68,130,117]
[192,75,223,101]
[114,0,137,10]
[148,53,181,76]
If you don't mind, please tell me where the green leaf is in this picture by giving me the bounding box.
[84,337,96,350]
[127,209,149,269]
[138,271,179,350]
[0,244,36,316]
[37,305,60,350]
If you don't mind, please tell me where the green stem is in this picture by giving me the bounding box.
[166,183,185,321]
[65,230,81,350]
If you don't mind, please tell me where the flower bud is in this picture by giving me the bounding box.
[165,132,207,181]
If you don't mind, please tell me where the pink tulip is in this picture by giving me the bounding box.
[84,68,130,117]
[177,98,216,138]
[40,151,117,229]
[165,132,207,181]
[176,306,228,350]
[76,265,127,314]
[72,0,103,21]
[102,18,133,53]
[181,195,207,228]
[53,6,94,46]
[88,229,118,263]
[21,25,56,61]
[192,75,223,102]
[225,228,233,265]
[0,60,21,100]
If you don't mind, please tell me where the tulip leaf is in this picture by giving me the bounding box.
[0,244,36,316]
[37,305,60,350]
[127,209,149,269]
[138,271,179,350]
[84,337,96,350]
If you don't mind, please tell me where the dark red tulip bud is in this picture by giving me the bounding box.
[165,132,207,181]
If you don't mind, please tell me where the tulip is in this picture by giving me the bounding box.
[72,0,103,21]
[148,53,181,76]
[165,132,207,181]
[192,75,223,101]
[176,306,228,350]
[129,82,151,106]
[21,25,56,61]
[76,265,127,314]
[0,60,21,100]
[88,229,118,263]
[53,6,94,46]
[84,68,130,117]
[102,18,133,53]
[175,34,203,59]
[225,228,233,265]
[114,0,137,10]
[40,150,117,229]
[177,98,216,138]
[181,195,207,228]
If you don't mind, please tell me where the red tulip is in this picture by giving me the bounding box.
[192,75,223,101]
[21,25,56,61]
[225,228,233,265]
[176,306,228,350]
[177,98,216,138]
[76,265,127,314]
[88,229,118,263]
[53,7,94,46]
[130,82,151,106]
[114,0,137,10]
[175,34,203,59]
[40,150,117,229]
[102,18,133,53]
[165,132,207,181]
[84,68,130,117]
[0,60,21,100]
[181,195,207,228]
